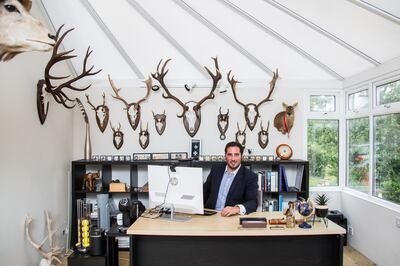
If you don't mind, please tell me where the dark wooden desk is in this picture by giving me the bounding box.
[127,212,345,266]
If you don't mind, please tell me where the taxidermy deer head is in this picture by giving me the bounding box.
[274,102,298,137]
[152,110,166,136]
[227,69,279,131]
[0,0,55,61]
[108,75,152,131]
[111,122,124,150]
[258,120,270,149]
[86,93,109,133]
[217,107,229,140]
[139,122,149,149]
[235,122,247,147]
[151,57,222,137]
[36,25,102,124]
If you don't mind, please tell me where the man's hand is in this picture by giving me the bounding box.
[220,206,240,217]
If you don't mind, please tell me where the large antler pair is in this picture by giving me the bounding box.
[227,69,279,130]
[151,57,222,118]
[37,25,102,124]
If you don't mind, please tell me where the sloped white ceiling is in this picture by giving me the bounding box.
[39,0,400,87]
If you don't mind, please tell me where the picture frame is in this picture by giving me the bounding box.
[190,138,201,159]
[106,155,113,161]
[125,155,132,161]
[170,152,188,160]
[100,155,106,161]
[151,153,170,160]
[92,155,99,161]
[113,155,120,161]
[119,155,125,161]
[133,153,151,161]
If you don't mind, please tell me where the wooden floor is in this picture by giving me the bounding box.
[344,246,376,266]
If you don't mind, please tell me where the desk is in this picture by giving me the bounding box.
[127,212,346,266]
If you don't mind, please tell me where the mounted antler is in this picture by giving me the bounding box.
[258,120,270,149]
[108,74,152,131]
[235,122,247,147]
[151,57,222,137]
[110,122,124,150]
[36,25,101,124]
[139,122,150,149]
[25,211,63,265]
[217,107,229,140]
[86,93,109,133]
[227,69,279,130]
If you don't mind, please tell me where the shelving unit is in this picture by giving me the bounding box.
[70,159,309,250]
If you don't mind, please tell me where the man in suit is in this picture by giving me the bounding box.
[203,141,258,216]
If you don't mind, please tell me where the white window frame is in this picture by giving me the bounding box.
[344,74,400,213]
[304,90,343,191]
[346,85,370,116]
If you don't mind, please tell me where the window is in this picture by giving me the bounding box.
[307,120,339,186]
[348,89,369,111]
[374,113,400,204]
[306,91,341,188]
[347,117,369,193]
[376,79,400,106]
[310,95,336,112]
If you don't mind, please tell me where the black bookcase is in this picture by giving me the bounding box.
[70,159,309,249]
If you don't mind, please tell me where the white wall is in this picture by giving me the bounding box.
[0,4,73,266]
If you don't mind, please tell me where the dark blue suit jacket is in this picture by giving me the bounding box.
[203,163,258,213]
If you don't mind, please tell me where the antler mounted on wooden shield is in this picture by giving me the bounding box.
[227,69,278,131]
[258,120,270,149]
[217,107,229,140]
[86,93,109,133]
[152,110,166,135]
[36,25,102,124]
[108,75,152,131]
[151,57,222,137]
[139,122,150,149]
[235,122,247,147]
[110,122,124,150]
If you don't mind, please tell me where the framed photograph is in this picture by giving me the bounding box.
[92,155,99,161]
[125,155,132,161]
[106,155,113,161]
[100,155,106,161]
[190,138,201,159]
[198,155,204,161]
[133,153,151,161]
[267,155,275,161]
[170,152,188,160]
[113,155,120,161]
[151,153,169,160]
[217,155,224,161]
[255,155,262,161]
[119,155,125,161]
[211,155,218,161]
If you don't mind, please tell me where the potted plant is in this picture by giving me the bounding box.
[314,193,330,218]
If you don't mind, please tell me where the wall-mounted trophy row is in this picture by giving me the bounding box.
[37,25,298,152]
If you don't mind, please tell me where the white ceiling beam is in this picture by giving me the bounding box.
[125,0,209,78]
[81,0,145,79]
[38,0,77,77]
[346,0,400,26]
[265,0,380,66]
[219,0,344,80]
[173,0,276,77]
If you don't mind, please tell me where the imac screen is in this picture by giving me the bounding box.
[148,165,204,215]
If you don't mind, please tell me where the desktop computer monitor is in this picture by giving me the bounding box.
[148,165,204,215]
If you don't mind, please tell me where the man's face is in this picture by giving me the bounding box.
[225,146,242,171]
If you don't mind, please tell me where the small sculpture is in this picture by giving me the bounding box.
[283,201,296,228]
[111,122,124,150]
[258,120,270,149]
[217,107,229,140]
[139,122,150,149]
[152,110,166,135]
[235,122,247,147]
[82,171,100,192]
[274,102,298,137]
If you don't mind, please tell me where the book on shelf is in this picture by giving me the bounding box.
[279,166,289,192]
[294,164,304,190]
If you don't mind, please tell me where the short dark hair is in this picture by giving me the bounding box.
[225,141,244,155]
